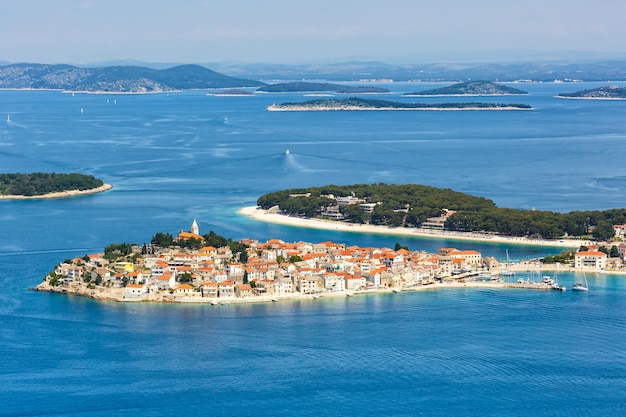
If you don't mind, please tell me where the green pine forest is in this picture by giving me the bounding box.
[0,173,104,196]
[257,184,624,241]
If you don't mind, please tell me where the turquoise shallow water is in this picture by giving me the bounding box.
[1,84,626,415]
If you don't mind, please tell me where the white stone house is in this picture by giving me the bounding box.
[124,283,146,300]
[575,251,607,270]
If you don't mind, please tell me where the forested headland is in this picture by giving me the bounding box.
[0,173,104,196]
[257,184,624,241]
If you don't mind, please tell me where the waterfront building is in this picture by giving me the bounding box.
[575,250,607,270]
[124,283,146,300]
[157,274,175,290]
[174,283,194,297]
[218,280,235,297]
[201,281,218,298]
[449,249,482,265]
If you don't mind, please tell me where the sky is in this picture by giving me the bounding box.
[1,0,626,65]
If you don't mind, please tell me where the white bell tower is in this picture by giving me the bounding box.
[191,219,199,236]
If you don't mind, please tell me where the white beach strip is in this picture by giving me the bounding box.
[0,184,113,200]
[238,206,586,248]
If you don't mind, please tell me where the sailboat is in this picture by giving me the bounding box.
[572,270,589,292]
[550,270,566,291]
[6,115,10,123]
[499,249,515,278]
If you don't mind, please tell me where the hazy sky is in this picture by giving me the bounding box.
[2,0,626,64]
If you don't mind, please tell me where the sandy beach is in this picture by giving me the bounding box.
[0,184,113,200]
[238,206,587,248]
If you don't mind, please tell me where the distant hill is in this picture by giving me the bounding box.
[405,81,528,96]
[0,63,265,92]
[257,81,389,94]
[557,85,626,99]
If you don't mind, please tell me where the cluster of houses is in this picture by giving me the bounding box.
[48,222,491,302]
[46,222,626,302]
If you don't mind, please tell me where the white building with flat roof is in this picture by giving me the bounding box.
[575,251,607,270]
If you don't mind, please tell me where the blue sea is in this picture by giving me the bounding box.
[1,83,626,416]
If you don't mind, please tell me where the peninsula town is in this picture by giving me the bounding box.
[36,219,626,304]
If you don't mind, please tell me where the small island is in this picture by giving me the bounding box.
[0,173,111,200]
[267,97,532,111]
[206,88,255,96]
[404,81,528,96]
[37,221,605,304]
[557,85,626,100]
[257,82,390,94]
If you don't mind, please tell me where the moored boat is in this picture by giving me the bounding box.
[572,270,589,292]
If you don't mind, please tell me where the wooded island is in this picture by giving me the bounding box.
[257,184,623,241]
[0,173,106,197]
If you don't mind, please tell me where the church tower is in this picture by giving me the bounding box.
[191,219,199,236]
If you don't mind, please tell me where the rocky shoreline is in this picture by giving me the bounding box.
[33,279,560,305]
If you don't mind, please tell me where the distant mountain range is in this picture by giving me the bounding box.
[0,63,265,92]
[3,60,626,93]
[211,60,626,82]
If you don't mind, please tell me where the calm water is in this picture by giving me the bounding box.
[1,84,626,416]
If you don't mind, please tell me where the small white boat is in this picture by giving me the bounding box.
[6,115,10,123]
[572,270,589,292]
